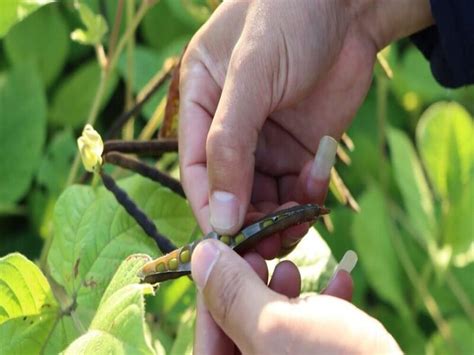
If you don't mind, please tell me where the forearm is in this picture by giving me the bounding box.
[352,0,434,49]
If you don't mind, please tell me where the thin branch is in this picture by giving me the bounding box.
[107,0,125,59]
[104,152,185,198]
[105,67,174,139]
[100,171,176,254]
[104,139,178,155]
[123,0,136,140]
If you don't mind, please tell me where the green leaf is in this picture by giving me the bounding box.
[352,186,409,316]
[426,317,474,355]
[165,0,211,28]
[37,129,76,197]
[47,175,195,326]
[4,4,69,87]
[392,48,447,104]
[71,1,108,45]
[117,40,188,118]
[0,0,53,38]
[64,255,155,354]
[141,0,194,50]
[170,309,195,355]
[0,65,47,204]
[417,102,473,201]
[49,60,118,127]
[0,253,59,353]
[387,128,437,244]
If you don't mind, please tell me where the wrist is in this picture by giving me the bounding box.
[350,0,434,50]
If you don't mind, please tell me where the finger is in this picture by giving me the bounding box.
[179,55,220,233]
[322,270,353,302]
[191,239,282,354]
[243,252,269,284]
[291,136,338,204]
[194,293,234,355]
[268,260,301,298]
[206,43,272,235]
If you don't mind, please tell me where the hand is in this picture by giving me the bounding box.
[179,0,433,241]
[191,240,401,354]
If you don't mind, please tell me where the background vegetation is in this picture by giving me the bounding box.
[0,1,472,354]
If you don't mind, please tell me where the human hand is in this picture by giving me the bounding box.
[191,239,401,354]
[179,0,433,241]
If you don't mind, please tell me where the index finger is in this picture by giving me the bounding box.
[179,57,220,233]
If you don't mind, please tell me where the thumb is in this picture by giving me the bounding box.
[206,46,271,235]
[191,239,280,353]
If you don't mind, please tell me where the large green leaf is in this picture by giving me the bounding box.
[417,102,473,201]
[0,65,47,204]
[170,309,195,355]
[64,255,155,354]
[37,129,76,197]
[0,0,53,38]
[140,0,193,50]
[47,175,195,325]
[0,253,59,353]
[49,60,118,127]
[426,317,474,355]
[4,4,69,87]
[352,186,409,316]
[387,128,437,244]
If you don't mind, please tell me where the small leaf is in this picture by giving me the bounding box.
[47,175,195,326]
[416,102,473,201]
[0,0,53,38]
[71,1,108,45]
[0,253,59,353]
[387,128,437,244]
[49,60,118,128]
[64,255,155,354]
[0,65,47,204]
[352,186,409,316]
[4,4,69,87]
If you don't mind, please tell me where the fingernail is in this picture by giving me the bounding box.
[210,191,240,234]
[330,250,358,282]
[192,240,221,291]
[310,136,338,181]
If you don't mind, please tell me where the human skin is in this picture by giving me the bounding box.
[179,0,434,353]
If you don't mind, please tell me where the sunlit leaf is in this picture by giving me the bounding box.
[170,309,195,355]
[387,128,437,245]
[47,175,195,325]
[426,317,474,355]
[63,255,155,354]
[417,102,473,201]
[0,0,53,38]
[0,253,59,353]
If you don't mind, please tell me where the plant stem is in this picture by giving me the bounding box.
[107,0,124,58]
[66,0,156,187]
[376,73,388,186]
[123,0,136,140]
[104,139,178,155]
[390,202,474,322]
[388,224,456,350]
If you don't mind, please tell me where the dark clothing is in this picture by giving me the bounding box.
[411,0,474,88]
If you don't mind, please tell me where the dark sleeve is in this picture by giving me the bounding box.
[410,0,474,88]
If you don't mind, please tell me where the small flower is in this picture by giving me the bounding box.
[77,124,104,172]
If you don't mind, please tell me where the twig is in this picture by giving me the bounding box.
[100,171,176,254]
[104,139,178,155]
[104,152,185,198]
[105,67,173,139]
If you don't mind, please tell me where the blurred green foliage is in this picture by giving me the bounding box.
[0,1,472,354]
